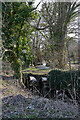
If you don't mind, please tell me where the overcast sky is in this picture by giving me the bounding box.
[34,0,80,7]
[34,0,79,38]
[33,0,42,10]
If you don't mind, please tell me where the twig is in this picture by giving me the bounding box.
[34,86,43,96]
[44,89,51,98]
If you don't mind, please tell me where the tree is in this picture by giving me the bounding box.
[2,2,38,84]
[31,17,44,66]
[35,1,80,69]
[54,2,80,69]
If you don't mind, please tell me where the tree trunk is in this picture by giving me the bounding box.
[56,36,65,69]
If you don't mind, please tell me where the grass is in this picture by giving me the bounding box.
[22,64,79,75]
[22,67,39,71]
[22,66,52,75]
[27,114,38,118]
[2,80,17,96]
[2,81,8,86]
[1,66,79,119]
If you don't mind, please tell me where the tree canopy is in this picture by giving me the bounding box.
[2,2,39,80]
[2,1,80,81]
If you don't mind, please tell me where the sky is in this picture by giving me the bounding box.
[33,0,42,10]
[34,0,80,8]
[33,0,79,39]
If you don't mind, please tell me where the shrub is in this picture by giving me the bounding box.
[47,69,80,98]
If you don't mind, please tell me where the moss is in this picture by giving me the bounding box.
[22,67,51,75]
[2,81,8,85]
[23,67,39,71]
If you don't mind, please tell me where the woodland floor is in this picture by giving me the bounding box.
[0,63,80,119]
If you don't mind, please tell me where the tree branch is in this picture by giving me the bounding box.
[33,25,49,30]
[31,1,41,11]
[35,1,41,9]
[37,17,41,27]
[2,48,17,59]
